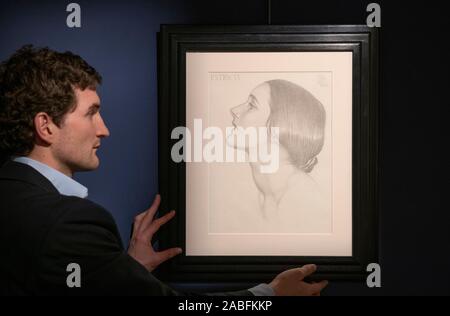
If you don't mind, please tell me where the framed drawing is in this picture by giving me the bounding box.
[157,25,379,283]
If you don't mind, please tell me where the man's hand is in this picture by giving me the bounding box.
[269,264,328,296]
[128,194,182,272]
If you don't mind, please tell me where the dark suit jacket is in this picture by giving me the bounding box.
[0,161,252,296]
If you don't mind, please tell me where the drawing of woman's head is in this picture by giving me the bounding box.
[230,79,325,173]
[266,79,325,173]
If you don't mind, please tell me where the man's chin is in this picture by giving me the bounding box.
[88,157,100,170]
[72,159,100,173]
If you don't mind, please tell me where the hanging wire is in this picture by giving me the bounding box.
[267,0,272,25]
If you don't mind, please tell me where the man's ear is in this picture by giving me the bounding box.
[33,112,58,144]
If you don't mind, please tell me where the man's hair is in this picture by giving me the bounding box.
[266,79,326,173]
[0,45,102,162]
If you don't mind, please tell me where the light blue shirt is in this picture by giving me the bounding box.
[12,157,274,296]
[249,283,275,296]
[13,157,88,198]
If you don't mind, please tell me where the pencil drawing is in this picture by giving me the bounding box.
[227,79,328,230]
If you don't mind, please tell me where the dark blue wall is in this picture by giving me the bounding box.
[1,0,448,295]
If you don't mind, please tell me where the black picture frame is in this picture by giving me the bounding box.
[156,25,379,283]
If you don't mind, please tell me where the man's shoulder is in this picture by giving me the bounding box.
[30,193,116,229]
[1,179,105,214]
[0,180,116,239]
[55,195,116,225]
[40,195,123,252]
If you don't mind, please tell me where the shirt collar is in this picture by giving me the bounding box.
[12,157,88,198]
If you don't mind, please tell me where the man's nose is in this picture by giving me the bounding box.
[101,125,110,138]
[97,116,110,138]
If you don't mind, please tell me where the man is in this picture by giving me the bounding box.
[0,45,328,295]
